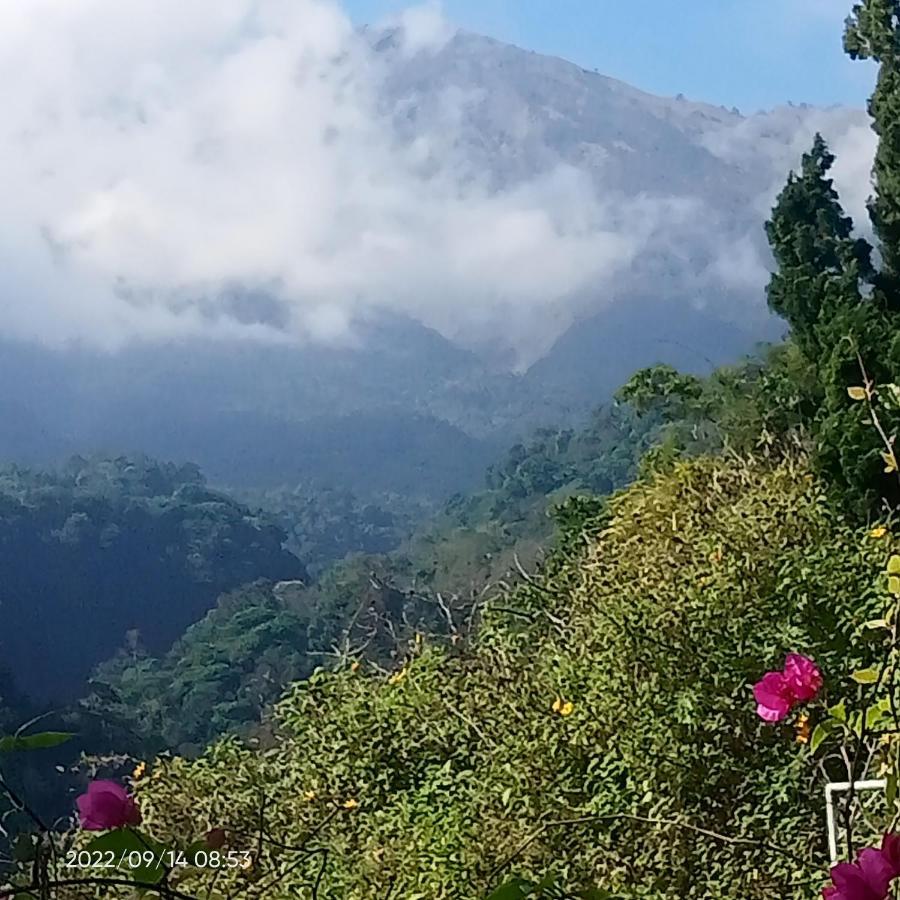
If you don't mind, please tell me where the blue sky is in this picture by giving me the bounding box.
[342,0,876,112]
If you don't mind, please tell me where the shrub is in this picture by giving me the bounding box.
[132,454,888,898]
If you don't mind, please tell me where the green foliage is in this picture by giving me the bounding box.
[615,365,703,418]
[845,0,900,287]
[620,11,900,517]
[0,454,305,704]
[763,124,900,513]
[236,484,427,578]
[0,732,73,753]
[764,134,874,361]
[766,7,900,512]
[486,874,603,899]
[619,342,818,468]
[482,405,657,503]
[134,455,888,898]
[83,582,314,755]
[397,403,659,596]
[799,547,900,863]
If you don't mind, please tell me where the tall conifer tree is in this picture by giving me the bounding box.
[762,0,900,511]
[846,0,900,297]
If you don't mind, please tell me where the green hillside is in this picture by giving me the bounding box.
[129,453,887,898]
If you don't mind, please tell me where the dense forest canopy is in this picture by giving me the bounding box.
[71,402,658,756]
[0,456,305,702]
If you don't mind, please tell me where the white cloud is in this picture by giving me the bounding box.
[386,1,455,56]
[0,0,660,363]
[0,0,878,366]
[700,104,874,226]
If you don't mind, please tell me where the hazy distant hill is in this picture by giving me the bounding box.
[0,29,865,496]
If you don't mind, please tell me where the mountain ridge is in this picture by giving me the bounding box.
[0,28,868,495]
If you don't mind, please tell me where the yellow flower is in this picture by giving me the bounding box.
[388,668,407,685]
[794,714,811,745]
[131,761,147,780]
[870,526,888,539]
[350,660,361,673]
[343,798,360,810]
[552,697,574,717]
[303,790,317,802]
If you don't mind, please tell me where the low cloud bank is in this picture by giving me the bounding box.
[0,0,877,365]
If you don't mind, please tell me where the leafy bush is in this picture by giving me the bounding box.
[131,454,888,898]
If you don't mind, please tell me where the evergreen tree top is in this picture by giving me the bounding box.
[845,0,900,62]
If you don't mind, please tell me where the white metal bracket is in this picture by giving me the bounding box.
[825,779,887,865]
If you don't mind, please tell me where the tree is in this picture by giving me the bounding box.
[845,0,900,294]
[764,134,873,361]
[751,3,900,513]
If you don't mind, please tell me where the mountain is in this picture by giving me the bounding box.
[0,29,866,496]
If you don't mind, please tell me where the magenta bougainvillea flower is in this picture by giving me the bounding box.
[753,671,795,722]
[76,780,142,831]
[783,652,824,701]
[823,835,900,900]
[753,653,822,722]
[879,834,900,875]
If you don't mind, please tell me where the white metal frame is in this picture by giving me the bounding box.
[825,779,887,865]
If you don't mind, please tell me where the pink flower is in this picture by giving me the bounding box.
[76,780,141,831]
[783,653,823,702]
[879,833,900,876]
[753,671,795,722]
[753,653,822,722]
[823,836,900,900]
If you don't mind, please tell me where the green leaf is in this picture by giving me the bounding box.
[810,720,837,754]
[866,705,888,729]
[889,556,900,575]
[864,619,890,630]
[84,828,145,854]
[888,773,898,809]
[184,839,209,867]
[851,667,880,684]
[11,834,37,863]
[0,731,74,752]
[848,386,868,401]
[829,700,848,723]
